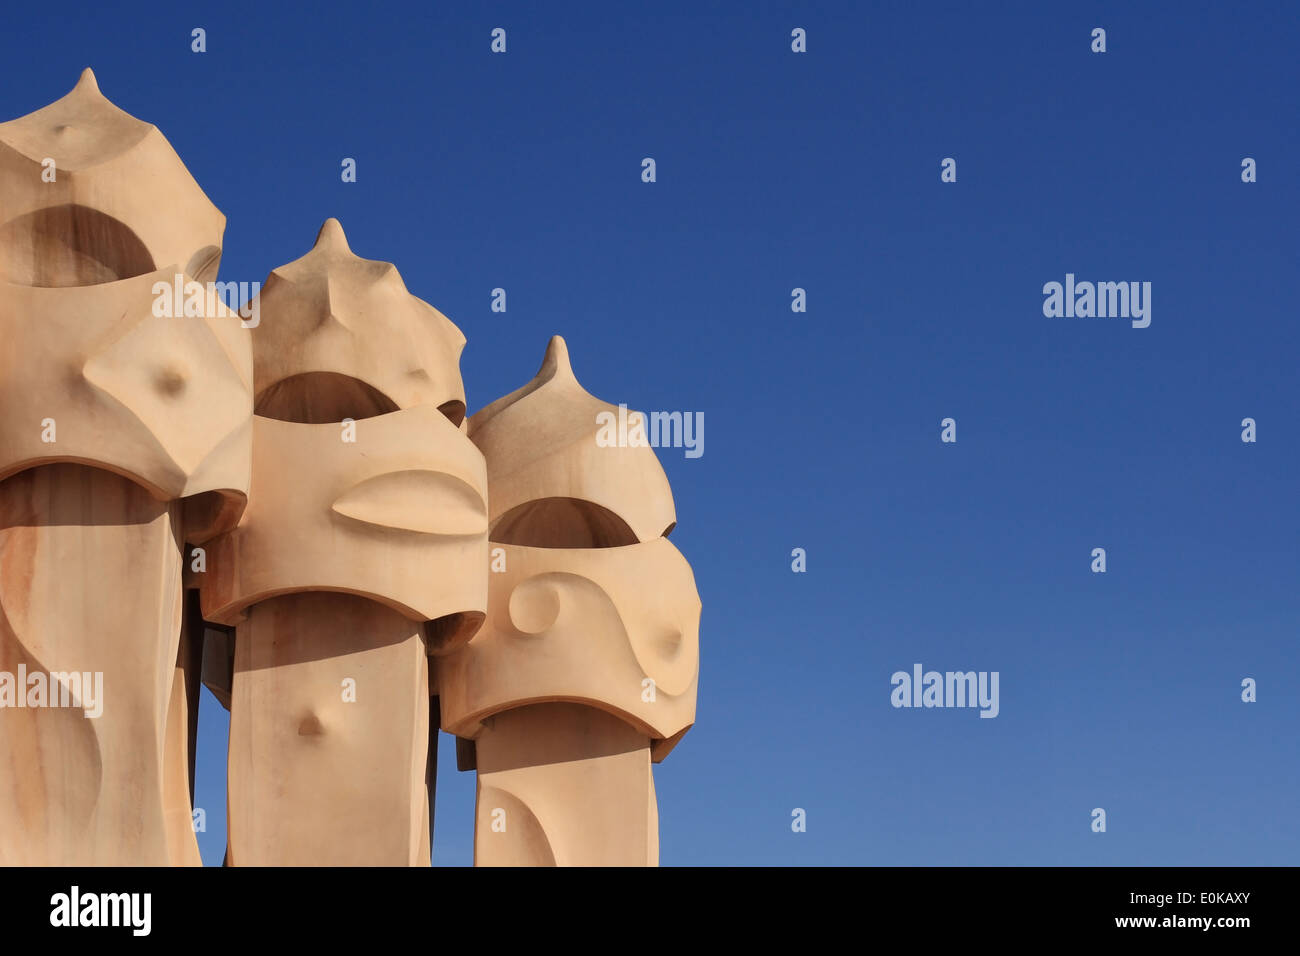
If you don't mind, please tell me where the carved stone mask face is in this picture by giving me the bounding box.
[0,272,252,526]
[439,536,700,745]
[209,219,487,647]
[199,407,488,646]
[438,335,699,756]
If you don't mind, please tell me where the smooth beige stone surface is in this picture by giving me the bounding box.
[226,593,430,866]
[439,537,699,750]
[162,601,204,866]
[0,69,225,287]
[474,703,657,866]
[0,464,196,865]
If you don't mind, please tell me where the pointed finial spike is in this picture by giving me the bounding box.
[314,218,351,254]
[538,334,574,381]
[76,67,100,94]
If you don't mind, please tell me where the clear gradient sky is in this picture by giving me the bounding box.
[3,0,1296,865]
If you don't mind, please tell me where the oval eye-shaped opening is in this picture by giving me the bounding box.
[0,204,155,287]
[490,496,640,549]
[255,372,400,423]
[437,400,466,428]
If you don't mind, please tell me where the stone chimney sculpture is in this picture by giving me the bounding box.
[197,220,487,865]
[0,70,700,867]
[0,69,250,865]
[438,337,701,865]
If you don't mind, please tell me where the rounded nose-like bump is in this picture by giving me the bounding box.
[653,625,683,663]
[154,362,187,398]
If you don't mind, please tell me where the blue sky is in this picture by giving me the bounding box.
[4,0,1297,865]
